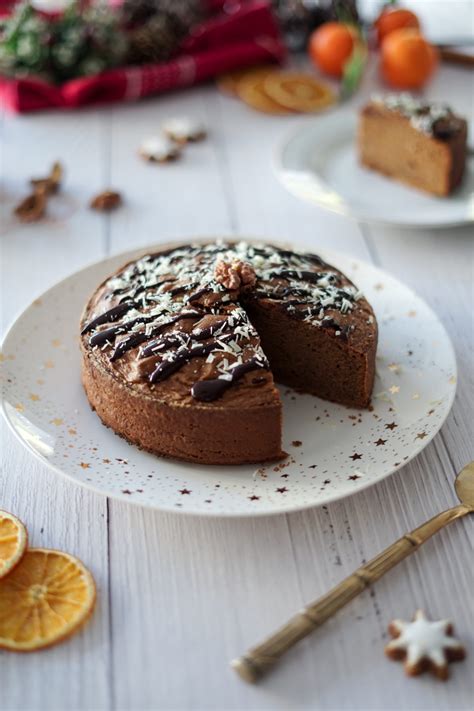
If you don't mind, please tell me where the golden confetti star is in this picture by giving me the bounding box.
[350,453,362,460]
[375,438,387,446]
[14,403,24,412]
[412,393,420,400]
[388,363,402,374]
[385,422,398,430]
[50,418,63,426]
[29,393,40,401]
[79,462,90,469]
[416,431,428,440]
[389,385,400,394]
[44,360,54,369]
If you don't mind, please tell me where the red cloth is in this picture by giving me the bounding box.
[0,1,286,113]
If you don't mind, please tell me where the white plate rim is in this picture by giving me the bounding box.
[1,238,458,518]
[275,114,474,229]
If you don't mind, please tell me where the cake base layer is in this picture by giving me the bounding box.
[82,351,283,465]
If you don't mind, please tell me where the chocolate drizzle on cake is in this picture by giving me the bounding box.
[81,242,364,402]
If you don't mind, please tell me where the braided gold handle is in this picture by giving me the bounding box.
[231,503,471,683]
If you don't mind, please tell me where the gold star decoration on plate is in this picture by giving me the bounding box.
[389,385,400,394]
[388,363,402,374]
[385,610,465,680]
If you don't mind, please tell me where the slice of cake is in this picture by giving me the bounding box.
[358,94,467,196]
[80,242,377,465]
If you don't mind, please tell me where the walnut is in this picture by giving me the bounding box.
[14,189,47,223]
[90,190,122,212]
[214,258,257,291]
[30,161,63,195]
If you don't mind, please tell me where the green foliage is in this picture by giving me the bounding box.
[340,43,368,100]
[0,1,128,83]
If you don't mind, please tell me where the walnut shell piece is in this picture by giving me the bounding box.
[30,161,63,196]
[90,190,122,212]
[14,189,47,223]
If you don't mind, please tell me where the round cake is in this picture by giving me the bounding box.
[80,241,377,464]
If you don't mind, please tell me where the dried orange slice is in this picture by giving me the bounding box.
[236,73,292,115]
[216,65,274,96]
[0,548,96,651]
[0,510,27,580]
[264,72,336,113]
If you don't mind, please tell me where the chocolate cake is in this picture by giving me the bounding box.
[358,94,467,196]
[80,242,377,465]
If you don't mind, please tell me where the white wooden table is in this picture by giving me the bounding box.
[1,8,473,709]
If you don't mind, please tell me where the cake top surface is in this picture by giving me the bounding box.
[368,93,466,139]
[81,241,375,405]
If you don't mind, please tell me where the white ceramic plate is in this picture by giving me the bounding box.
[1,241,457,517]
[277,112,474,228]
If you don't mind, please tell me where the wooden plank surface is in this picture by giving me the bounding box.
[1,17,473,711]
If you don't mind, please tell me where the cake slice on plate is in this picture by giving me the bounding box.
[358,94,467,196]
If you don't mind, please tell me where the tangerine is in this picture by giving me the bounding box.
[381,29,438,89]
[309,22,356,78]
[375,7,420,45]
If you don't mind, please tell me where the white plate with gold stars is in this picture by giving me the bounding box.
[277,113,474,228]
[1,241,457,517]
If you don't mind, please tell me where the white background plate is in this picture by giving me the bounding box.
[1,242,457,516]
[277,111,474,228]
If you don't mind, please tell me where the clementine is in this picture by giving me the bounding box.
[375,7,420,45]
[309,22,356,78]
[381,29,438,89]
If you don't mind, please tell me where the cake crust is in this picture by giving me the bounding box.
[80,241,377,465]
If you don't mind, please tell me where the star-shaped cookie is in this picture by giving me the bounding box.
[385,609,466,680]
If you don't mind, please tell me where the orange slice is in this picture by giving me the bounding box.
[236,73,292,115]
[264,72,336,113]
[216,65,275,96]
[0,548,96,652]
[0,510,28,580]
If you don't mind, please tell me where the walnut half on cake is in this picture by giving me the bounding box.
[80,242,377,465]
[358,94,468,197]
